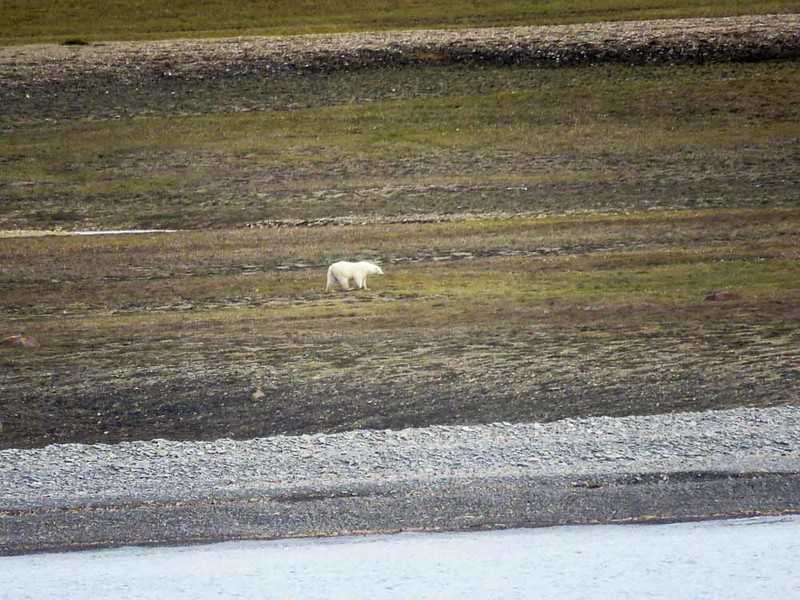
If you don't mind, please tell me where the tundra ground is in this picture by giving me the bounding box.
[1,17,798,449]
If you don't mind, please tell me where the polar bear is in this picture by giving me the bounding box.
[326,261,384,291]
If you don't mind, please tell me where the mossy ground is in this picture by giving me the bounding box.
[3,61,798,230]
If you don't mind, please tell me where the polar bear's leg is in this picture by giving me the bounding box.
[335,273,351,291]
[327,265,351,291]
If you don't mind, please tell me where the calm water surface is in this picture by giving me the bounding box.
[2,515,798,599]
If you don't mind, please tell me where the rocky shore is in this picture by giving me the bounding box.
[2,406,798,555]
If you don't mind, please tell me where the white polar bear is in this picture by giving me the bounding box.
[326,261,384,291]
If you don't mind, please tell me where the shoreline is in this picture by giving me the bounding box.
[3,405,798,555]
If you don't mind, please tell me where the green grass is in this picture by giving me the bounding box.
[2,208,796,312]
[3,205,797,447]
[7,61,798,154]
[2,0,796,44]
[3,207,796,382]
[3,61,798,230]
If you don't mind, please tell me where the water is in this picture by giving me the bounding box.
[2,516,798,599]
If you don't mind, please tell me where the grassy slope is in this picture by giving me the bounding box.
[3,61,798,230]
[2,0,796,43]
[0,4,798,447]
[2,206,798,447]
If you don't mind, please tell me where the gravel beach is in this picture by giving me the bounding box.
[2,406,798,555]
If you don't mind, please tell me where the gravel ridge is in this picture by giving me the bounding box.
[2,14,799,84]
[2,406,798,511]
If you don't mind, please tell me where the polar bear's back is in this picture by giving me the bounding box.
[328,260,353,271]
[328,260,381,273]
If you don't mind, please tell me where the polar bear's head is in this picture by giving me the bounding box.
[361,262,384,276]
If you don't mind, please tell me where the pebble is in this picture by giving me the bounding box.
[0,406,798,510]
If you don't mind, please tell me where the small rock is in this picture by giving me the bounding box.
[0,334,40,349]
[704,291,741,302]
